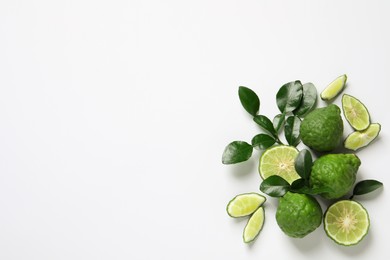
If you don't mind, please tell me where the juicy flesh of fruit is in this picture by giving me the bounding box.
[321,74,347,100]
[342,94,370,131]
[325,200,369,246]
[259,146,300,184]
[243,207,265,243]
[227,193,265,218]
[344,123,381,151]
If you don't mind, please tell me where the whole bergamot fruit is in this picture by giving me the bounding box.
[310,154,361,199]
[300,104,343,152]
[276,192,322,238]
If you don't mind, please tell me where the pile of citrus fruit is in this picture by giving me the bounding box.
[222,75,383,246]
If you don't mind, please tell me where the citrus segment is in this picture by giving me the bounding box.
[259,145,300,184]
[342,94,370,131]
[321,74,347,100]
[344,123,381,151]
[243,207,265,243]
[324,200,369,246]
[226,193,266,218]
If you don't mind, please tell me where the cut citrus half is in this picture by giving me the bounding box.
[243,207,265,243]
[259,145,300,184]
[324,200,369,246]
[342,94,370,131]
[226,193,266,218]
[344,123,381,151]
[320,74,347,101]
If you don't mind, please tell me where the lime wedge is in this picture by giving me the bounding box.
[344,123,381,151]
[243,207,265,243]
[259,145,300,184]
[226,193,266,218]
[324,200,369,246]
[342,94,370,131]
[320,74,347,101]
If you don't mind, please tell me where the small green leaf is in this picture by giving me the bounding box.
[353,180,383,196]
[251,134,275,150]
[239,86,260,116]
[290,178,305,190]
[222,141,253,164]
[253,115,277,137]
[294,149,312,180]
[293,83,317,117]
[260,175,290,197]
[284,116,301,146]
[276,81,303,113]
[273,113,285,133]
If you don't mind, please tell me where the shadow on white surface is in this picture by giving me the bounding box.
[228,155,257,178]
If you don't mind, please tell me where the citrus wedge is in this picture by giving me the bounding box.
[342,94,370,131]
[259,145,300,184]
[324,200,369,246]
[321,74,347,101]
[226,193,266,218]
[344,123,381,151]
[243,207,265,243]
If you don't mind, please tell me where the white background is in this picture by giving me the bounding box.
[0,0,389,259]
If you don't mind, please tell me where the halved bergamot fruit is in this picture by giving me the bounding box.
[342,94,370,131]
[226,193,266,218]
[324,200,369,246]
[344,123,381,151]
[259,145,300,184]
[321,74,347,101]
[243,207,265,243]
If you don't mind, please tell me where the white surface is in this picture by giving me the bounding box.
[0,0,389,259]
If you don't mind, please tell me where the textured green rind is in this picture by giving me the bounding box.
[300,104,344,152]
[310,154,361,199]
[276,192,322,238]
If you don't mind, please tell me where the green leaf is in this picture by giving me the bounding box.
[353,180,383,196]
[273,113,285,133]
[294,149,312,180]
[238,86,260,116]
[284,116,301,146]
[293,83,317,117]
[276,81,303,113]
[251,134,275,150]
[222,141,253,164]
[260,175,290,197]
[290,178,305,190]
[253,115,277,137]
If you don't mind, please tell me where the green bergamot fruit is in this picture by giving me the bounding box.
[310,154,361,199]
[276,192,322,238]
[300,104,343,152]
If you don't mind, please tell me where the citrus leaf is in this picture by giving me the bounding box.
[353,180,383,196]
[273,113,285,133]
[239,86,260,116]
[251,134,275,150]
[290,178,306,190]
[260,175,291,197]
[293,83,317,117]
[253,115,277,137]
[276,81,303,113]
[284,116,301,146]
[294,149,312,180]
[222,141,253,164]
